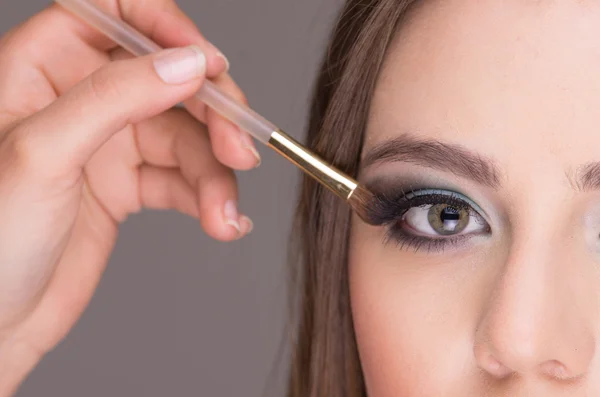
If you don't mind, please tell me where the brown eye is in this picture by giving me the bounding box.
[402,199,486,237]
[426,204,470,235]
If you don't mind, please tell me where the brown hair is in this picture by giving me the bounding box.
[288,1,418,396]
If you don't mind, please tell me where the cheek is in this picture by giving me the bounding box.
[348,227,479,396]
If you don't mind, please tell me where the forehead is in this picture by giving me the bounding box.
[365,0,600,173]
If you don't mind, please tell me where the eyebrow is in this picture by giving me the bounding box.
[361,134,600,192]
[361,134,502,189]
[573,163,600,191]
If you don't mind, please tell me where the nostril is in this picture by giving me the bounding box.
[540,360,572,380]
[480,354,513,378]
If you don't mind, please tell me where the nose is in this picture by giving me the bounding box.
[473,229,597,381]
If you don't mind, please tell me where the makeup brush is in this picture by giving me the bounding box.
[54,0,375,224]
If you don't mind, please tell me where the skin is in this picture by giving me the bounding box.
[0,1,257,394]
[349,0,600,395]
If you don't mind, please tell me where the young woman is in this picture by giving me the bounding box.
[290,0,600,395]
[1,0,599,396]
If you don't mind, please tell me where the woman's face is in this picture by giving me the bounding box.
[349,1,600,395]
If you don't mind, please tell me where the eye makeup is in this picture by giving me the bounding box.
[361,177,492,253]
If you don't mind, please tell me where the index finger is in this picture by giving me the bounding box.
[0,0,229,126]
[66,0,229,74]
[7,0,227,83]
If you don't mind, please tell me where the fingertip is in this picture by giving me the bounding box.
[207,111,262,170]
[198,189,243,242]
[216,52,230,73]
[200,210,241,242]
[240,215,254,236]
[153,45,207,85]
[223,199,241,233]
[203,46,229,77]
[239,131,262,168]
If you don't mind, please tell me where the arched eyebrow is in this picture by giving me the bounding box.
[361,134,502,189]
[361,134,600,191]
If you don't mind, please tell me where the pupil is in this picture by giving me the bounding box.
[440,206,460,231]
[440,207,460,221]
[427,204,470,235]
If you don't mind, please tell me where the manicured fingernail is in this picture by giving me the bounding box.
[216,51,230,72]
[240,215,254,235]
[239,131,261,167]
[154,45,206,84]
[223,200,241,233]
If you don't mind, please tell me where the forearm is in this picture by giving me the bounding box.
[0,336,41,397]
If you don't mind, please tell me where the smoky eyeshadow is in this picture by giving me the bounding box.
[360,173,490,224]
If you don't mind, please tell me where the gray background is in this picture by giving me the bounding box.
[0,0,344,395]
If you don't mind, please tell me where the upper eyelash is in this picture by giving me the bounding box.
[404,189,486,218]
[369,189,481,227]
[401,192,472,213]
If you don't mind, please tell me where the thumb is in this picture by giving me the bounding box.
[12,45,207,173]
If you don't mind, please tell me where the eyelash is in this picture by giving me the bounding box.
[368,190,490,253]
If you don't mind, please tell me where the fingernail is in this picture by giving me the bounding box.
[240,215,254,235]
[154,45,206,84]
[216,51,230,72]
[223,200,241,234]
[239,131,261,167]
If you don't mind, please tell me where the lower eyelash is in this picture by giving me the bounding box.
[383,228,471,253]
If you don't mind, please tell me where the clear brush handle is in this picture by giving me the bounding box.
[54,0,277,144]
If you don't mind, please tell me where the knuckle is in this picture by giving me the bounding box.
[0,126,58,179]
[0,128,41,174]
[86,66,125,103]
[0,22,28,56]
[196,167,235,192]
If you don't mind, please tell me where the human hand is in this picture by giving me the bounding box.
[0,1,258,394]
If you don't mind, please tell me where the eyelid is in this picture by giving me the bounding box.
[406,188,490,223]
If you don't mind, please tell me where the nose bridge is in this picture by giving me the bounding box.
[474,201,597,380]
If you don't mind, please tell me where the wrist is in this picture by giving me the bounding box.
[0,335,42,396]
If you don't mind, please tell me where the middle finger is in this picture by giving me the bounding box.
[135,108,249,240]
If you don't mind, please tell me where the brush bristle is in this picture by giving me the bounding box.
[348,185,378,225]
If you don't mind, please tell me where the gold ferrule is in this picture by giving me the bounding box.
[267,129,358,199]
